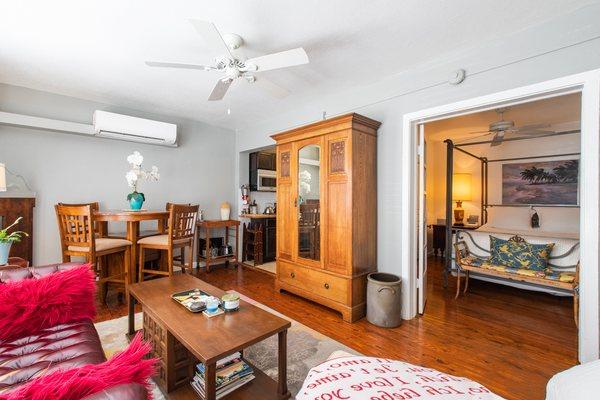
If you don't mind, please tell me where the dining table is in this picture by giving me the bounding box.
[94,209,170,283]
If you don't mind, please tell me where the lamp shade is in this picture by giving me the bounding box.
[0,163,6,192]
[452,173,472,201]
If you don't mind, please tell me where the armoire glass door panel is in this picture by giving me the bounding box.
[297,144,321,261]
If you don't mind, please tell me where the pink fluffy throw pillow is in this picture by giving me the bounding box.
[0,264,96,342]
[0,332,156,400]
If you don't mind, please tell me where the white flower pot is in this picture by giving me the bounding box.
[0,242,12,265]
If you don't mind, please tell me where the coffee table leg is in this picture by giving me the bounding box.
[128,295,136,336]
[204,362,216,400]
[278,329,289,398]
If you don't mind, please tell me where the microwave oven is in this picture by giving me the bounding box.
[257,169,277,192]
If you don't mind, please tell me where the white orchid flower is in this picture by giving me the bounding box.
[149,166,160,181]
[124,152,159,191]
[127,151,144,167]
[126,170,139,189]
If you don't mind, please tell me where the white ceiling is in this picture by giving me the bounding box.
[0,0,594,130]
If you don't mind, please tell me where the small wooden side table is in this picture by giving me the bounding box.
[195,219,240,272]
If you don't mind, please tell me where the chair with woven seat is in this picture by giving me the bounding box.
[55,203,131,302]
[138,203,199,281]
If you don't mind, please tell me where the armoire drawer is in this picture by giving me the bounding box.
[279,262,347,304]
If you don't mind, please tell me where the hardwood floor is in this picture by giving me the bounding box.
[96,257,577,400]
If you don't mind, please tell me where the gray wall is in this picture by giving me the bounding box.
[234,5,600,289]
[0,84,236,265]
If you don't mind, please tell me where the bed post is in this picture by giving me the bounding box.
[482,157,488,224]
[444,139,454,287]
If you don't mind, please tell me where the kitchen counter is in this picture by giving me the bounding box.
[239,214,276,219]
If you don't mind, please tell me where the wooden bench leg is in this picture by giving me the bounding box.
[574,291,579,328]
[455,270,461,299]
[463,271,469,294]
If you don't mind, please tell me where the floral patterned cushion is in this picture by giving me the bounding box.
[461,255,484,267]
[544,269,576,283]
[469,261,575,284]
[489,236,554,271]
[479,262,547,278]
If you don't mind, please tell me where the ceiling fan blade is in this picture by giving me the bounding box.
[490,131,504,147]
[145,61,213,70]
[208,79,232,101]
[253,76,290,99]
[517,123,550,131]
[246,47,309,72]
[468,130,493,135]
[189,19,233,58]
[517,130,555,136]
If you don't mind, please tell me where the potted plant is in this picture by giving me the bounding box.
[125,151,160,210]
[0,217,28,265]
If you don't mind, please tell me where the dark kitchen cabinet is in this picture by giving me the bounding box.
[264,217,276,262]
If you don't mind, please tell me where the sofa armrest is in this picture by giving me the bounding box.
[81,383,148,400]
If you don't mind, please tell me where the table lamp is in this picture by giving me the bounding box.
[452,173,472,226]
[0,163,6,192]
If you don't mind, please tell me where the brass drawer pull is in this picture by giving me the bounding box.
[324,283,330,289]
[291,272,295,278]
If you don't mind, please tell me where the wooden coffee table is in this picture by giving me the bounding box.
[128,274,291,400]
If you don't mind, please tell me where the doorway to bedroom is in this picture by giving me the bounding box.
[416,91,582,358]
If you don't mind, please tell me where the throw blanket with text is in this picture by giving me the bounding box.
[297,356,503,400]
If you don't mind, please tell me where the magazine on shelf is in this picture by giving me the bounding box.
[195,361,253,389]
[191,354,255,399]
[190,374,255,399]
[196,352,242,374]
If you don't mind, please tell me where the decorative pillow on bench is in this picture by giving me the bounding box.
[489,235,554,271]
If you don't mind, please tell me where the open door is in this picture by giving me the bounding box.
[417,123,428,314]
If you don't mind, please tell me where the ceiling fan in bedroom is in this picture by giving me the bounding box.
[145,19,309,101]
[467,108,554,146]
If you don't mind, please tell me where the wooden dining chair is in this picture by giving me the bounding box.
[55,203,132,302]
[138,203,199,281]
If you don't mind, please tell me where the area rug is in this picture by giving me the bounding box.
[95,291,359,398]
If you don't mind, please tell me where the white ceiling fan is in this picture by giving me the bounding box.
[467,108,554,146]
[145,20,309,101]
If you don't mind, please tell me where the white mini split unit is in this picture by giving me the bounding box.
[93,111,177,147]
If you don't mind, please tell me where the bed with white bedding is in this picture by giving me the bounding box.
[452,224,580,295]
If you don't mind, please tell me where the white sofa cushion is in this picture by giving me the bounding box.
[546,360,600,400]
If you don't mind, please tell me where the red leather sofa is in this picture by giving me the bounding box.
[0,263,147,399]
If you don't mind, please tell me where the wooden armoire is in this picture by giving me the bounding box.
[272,113,380,322]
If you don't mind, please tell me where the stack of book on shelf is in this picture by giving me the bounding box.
[190,352,255,399]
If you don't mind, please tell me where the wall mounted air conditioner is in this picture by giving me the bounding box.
[93,111,177,147]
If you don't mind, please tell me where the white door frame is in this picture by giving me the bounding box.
[401,69,600,362]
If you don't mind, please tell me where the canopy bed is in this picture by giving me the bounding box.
[443,130,581,322]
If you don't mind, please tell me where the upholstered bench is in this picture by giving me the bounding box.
[454,235,579,325]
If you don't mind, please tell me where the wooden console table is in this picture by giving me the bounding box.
[195,219,240,272]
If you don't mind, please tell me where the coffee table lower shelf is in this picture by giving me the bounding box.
[166,361,287,400]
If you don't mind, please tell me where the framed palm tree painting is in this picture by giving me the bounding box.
[502,159,579,205]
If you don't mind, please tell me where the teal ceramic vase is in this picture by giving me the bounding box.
[127,192,145,210]
[0,242,12,265]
